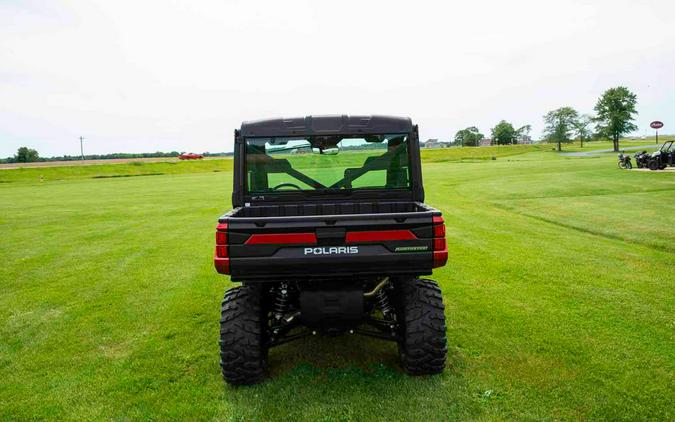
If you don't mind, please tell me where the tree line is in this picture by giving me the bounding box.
[453,122,532,147]
[453,86,638,152]
[1,150,232,164]
[543,86,637,152]
[4,86,641,163]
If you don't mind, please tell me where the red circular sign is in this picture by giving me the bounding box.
[650,121,664,129]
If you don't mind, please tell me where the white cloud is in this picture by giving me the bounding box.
[1,0,674,156]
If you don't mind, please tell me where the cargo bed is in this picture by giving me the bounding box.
[226,201,430,218]
[216,201,446,281]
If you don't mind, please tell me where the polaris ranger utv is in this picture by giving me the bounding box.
[214,115,448,385]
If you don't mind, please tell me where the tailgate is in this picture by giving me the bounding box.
[214,208,447,281]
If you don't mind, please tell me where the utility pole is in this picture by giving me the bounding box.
[80,136,85,160]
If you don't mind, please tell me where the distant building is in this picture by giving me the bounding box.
[479,138,492,147]
[425,139,446,148]
[518,135,533,144]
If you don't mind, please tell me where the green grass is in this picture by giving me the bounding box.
[1,149,673,420]
[0,159,233,183]
[420,144,547,162]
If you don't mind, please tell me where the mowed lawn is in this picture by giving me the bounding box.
[0,149,673,420]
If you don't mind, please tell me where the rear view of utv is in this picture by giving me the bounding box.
[214,115,448,385]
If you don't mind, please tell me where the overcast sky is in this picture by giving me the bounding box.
[1,0,674,157]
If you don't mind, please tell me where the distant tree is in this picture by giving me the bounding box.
[454,126,485,147]
[543,107,578,151]
[593,86,638,152]
[516,124,532,137]
[15,147,39,163]
[515,124,532,143]
[573,114,593,148]
[491,120,518,145]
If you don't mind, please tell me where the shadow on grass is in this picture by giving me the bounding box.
[223,334,478,420]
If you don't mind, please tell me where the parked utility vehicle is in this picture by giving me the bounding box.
[214,115,448,385]
[648,140,674,170]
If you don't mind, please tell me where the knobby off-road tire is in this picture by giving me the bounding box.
[396,278,448,375]
[219,285,268,385]
[648,160,659,171]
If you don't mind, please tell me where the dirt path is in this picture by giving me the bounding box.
[560,145,661,157]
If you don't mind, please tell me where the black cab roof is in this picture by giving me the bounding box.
[240,115,413,137]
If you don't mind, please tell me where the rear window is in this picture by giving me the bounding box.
[245,134,410,194]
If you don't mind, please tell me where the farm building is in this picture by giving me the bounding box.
[479,138,492,146]
[424,139,448,148]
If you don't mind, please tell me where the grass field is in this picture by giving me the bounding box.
[0,144,547,184]
[0,158,234,183]
[1,147,673,420]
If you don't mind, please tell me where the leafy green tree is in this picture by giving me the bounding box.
[543,107,578,151]
[593,86,638,152]
[15,147,39,163]
[491,120,518,145]
[573,114,593,148]
[454,126,485,147]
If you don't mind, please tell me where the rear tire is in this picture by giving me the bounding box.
[396,278,447,375]
[219,285,268,385]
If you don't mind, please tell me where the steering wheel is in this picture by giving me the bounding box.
[272,182,303,191]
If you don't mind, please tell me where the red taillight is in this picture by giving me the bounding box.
[244,233,317,245]
[345,230,417,243]
[216,245,228,258]
[214,256,230,274]
[215,223,228,255]
[216,223,228,244]
[432,215,447,268]
[433,250,448,268]
[214,222,230,274]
